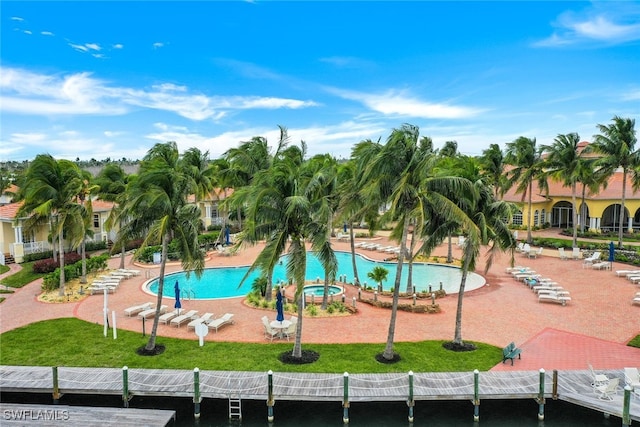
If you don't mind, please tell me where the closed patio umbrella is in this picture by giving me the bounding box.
[174,281,182,314]
[275,289,284,322]
[609,241,615,263]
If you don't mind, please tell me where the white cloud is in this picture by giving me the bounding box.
[41,31,54,36]
[153,42,164,49]
[85,43,101,51]
[331,88,483,119]
[535,5,640,47]
[0,67,320,121]
[11,17,24,21]
[23,30,32,35]
[104,131,125,138]
[113,43,123,49]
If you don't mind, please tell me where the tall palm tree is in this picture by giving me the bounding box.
[95,163,130,270]
[576,158,607,233]
[182,147,215,204]
[479,143,508,199]
[238,131,336,360]
[74,168,98,285]
[17,155,86,296]
[505,137,547,244]
[541,133,584,248]
[118,142,205,353]
[362,124,468,361]
[587,116,638,247]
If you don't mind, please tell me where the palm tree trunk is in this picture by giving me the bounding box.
[145,232,169,351]
[527,181,533,244]
[405,227,417,294]
[571,183,578,248]
[292,293,304,358]
[265,267,274,302]
[581,185,587,233]
[118,218,126,270]
[446,232,453,263]
[382,216,410,360]
[619,170,627,248]
[57,230,65,296]
[349,221,360,286]
[453,263,470,345]
[80,239,87,284]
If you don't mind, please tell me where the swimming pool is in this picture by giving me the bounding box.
[303,285,343,296]
[145,251,485,300]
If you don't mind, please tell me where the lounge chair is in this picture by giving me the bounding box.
[594,377,619,400]
[572,247,581,260]
[624,367,640,389]
[138,305,168,319]
[262,316,278,341]
[187,312,214,331]
[557,247,568,260]
[615,269,640,277]
[515,242,525,253]
[118,268,141,276]
[170,309,199,327]
[633,295,640,306]
[582,251,601,268]
[158,309,181,325]
[528,247,543,259]
[538,292,571,306]
[208,313,235,332]
[591,261,611,270]
[88,284,117,295]
[124,302,153,317]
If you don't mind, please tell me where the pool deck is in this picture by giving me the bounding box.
[1,230,639,371]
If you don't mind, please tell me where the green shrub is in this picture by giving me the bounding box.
[85,240,107,252]
[23,251,54,262]
[306,304,319,316]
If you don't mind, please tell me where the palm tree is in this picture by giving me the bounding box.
[587,116,638,247]
[576,158,607,233]
[479,143,508,199]
[505,137,547,244]
[74,168,98,285]
[367,266,389,292]
[361,124,468,361]
[118,142,205,353]
[541,133,584,248]
[237,128,337,360]
[17,155,86,296]
[95,163,130,270]
[182,147,215,203]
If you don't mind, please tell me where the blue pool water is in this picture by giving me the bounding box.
[146,251,485,300]
[303,285,343,296]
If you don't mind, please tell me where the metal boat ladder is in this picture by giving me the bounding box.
[228,393,242,420]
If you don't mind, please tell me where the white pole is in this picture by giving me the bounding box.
[103,288,108,337]
[112,311,117,339]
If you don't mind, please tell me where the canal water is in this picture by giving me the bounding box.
[2,392,621,426]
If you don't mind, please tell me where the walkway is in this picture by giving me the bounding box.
[1,231,639,371]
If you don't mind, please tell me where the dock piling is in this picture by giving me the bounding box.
[52,366,60,404]
[407,371,415,422]
[537,369,545,420]
[343,372,350,424]
[193,368,201,419]
[473,369,480,421]
[623,385,631,426]
[267,370,274,422]
[122,366,129,408]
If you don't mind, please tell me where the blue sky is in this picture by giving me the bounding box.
[1,1,639,163]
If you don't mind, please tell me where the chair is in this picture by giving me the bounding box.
[262,316,278,341]
[283,316,298,341]
[170,309,199,327]
[557,247,568,260]
[572,247,581,260]
[538,292,571,306]
[124,302,152,317]
[588,364,610,389]
[595,377,619,400]
[187,312,214,331]
[208,313,235,332]
[138,305,167,319]
[528,247,543,259]
[634,294,640,306]
[515,242,525,252]
[582,251,601,268]
[591,261,611,270]
[158,309,181,325]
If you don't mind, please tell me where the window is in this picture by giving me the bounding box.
[93,214,100,228]
[534,210,540,226]
[512,211,523,226]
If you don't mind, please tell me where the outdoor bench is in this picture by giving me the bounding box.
[502,342,522,365]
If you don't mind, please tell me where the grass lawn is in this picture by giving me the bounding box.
[0,261,44,288]
[0,318,502,373]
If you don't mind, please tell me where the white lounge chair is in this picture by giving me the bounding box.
[595,377,619,400]
[138,305,168,319]
[557,247,568,260]
[528,247,543,259]
[118,268,141,276]
[208,313,235,332]
[589,364,610,389]
[583,251,601,268]
[283,316,298,341]
[187,312,214,331]
[572,247,581,260]
[616,269,640,277]
[158,309,181,325]
[170,309,199,327]
[124,302,152,317]
[538,292,571,306]
[624,367,640,390]
[591,261,611,270]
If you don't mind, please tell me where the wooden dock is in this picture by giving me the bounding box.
[0,403,175,426]
[1,365,638,422]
